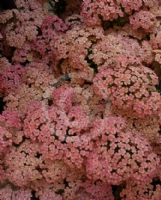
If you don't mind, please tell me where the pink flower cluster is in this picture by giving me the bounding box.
[93,61,161,117]
[81,0,159,27]
[0,0,161,199]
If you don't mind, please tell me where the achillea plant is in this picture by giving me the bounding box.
[0,0,161,199]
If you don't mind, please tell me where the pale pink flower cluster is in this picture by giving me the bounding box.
[130,10,156,32]
[81,0,159,26]
[121,180,161,200]
[87,117,159,184]
[93,62,161,117]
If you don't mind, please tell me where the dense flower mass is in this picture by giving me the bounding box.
[93,62,161,117]
[0,0,161,199]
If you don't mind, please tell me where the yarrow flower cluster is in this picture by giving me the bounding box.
[0,0,161,199]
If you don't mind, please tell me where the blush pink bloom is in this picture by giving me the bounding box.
[93,63,161,117]
[130,11,156,32]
